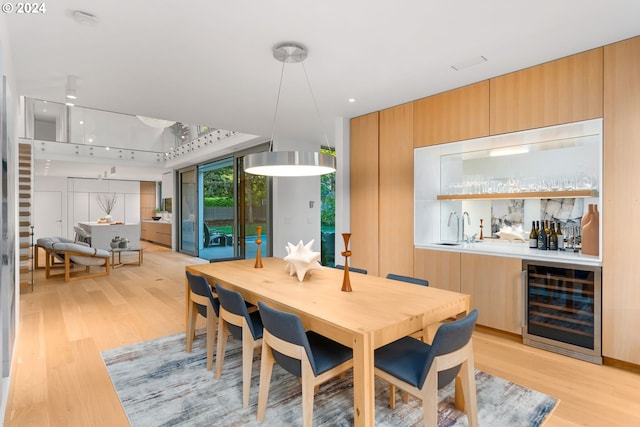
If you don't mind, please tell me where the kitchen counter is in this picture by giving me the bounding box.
[78,222,141,251]
[417,240,601,267]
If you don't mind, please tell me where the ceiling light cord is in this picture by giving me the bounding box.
[268,60,287,153]
[302,62,333,152]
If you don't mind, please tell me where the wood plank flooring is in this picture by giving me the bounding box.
[4,244,640,426]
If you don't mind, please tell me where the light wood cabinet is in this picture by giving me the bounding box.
[413,81,490,147]
[602,36,640,364]
[140,181,157,220]
[413,248,461,292]
[350,112,380,275]
[141,221,172,247]
[490,48,603,135]
[461,253,523,334]
[379,103,414,277]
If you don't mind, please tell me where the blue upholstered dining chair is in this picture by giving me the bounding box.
[334,264,368,275]
[185,271,219,371]
[374,309,479,427]
[386,273,429,287]
[256,301,353,427]
[215,282,264,408]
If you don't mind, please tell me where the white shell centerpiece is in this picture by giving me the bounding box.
[283,239,323,282]
[496,225,529,242]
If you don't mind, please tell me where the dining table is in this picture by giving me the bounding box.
[185,258,471,426]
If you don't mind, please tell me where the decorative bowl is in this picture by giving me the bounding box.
[152,216,161,221]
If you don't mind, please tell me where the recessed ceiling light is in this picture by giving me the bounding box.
[88,138,93,143]
[72,10,99,26]
[105,146,109,150]
[348,98,356,103]
[65,101,75,107]
[451,55,488,71]
[79,120,84,125]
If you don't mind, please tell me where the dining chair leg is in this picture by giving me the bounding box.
[242,333,255,408]
[186,301,196,353]
[257,344,275,421]
[205,311,217,371]
[388,384,396,409]
[459,357,479,427]
[423,369,439,427]
[301,370,315,427]
[215,320,229,379]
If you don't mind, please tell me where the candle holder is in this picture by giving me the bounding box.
[479,219,484,240]
[254,226,263,268]
[341,233,352,292]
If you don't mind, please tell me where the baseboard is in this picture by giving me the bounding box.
[603,356,640,374]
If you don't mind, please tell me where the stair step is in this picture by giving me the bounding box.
[19,202,31,208]
[19,177,30,183]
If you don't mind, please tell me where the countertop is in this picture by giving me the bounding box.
[416,240,602,267]
[141,220,172,224]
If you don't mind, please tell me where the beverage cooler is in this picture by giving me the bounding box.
[522,260,602,364]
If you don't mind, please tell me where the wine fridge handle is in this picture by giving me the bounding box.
[521,269,527,328]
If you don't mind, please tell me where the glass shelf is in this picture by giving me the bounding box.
[437,189,598,201]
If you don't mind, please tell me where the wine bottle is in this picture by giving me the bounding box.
[539,220,547,250]
[529,221,538,248]
[549,222,558,250]
[556,222,564,250]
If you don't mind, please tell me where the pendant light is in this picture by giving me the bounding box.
[244,43,336,177]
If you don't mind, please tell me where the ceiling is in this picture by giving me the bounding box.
[5,0,640,179]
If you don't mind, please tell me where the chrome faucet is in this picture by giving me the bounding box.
[448,211,460,242]
[462,211,471,243]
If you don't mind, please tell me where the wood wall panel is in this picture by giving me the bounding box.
[490,48,603,135]
[350,112,379,275]
[140,181,156,220]
[413,81,490,147]
[379,103,414,277]
[602,36,640,364]
[413,248,461,292]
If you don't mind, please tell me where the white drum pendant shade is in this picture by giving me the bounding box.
[244,151,336,177]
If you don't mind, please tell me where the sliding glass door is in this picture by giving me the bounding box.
[237,156,269,259]
[199,158,236,260]
[180,148,270,261]
[178,168,197,255]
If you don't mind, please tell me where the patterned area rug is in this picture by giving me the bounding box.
[102,332,557,426]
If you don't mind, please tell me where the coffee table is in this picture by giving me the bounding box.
[110,246,144,267]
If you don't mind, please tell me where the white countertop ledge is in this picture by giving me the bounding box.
[416,241,602,267]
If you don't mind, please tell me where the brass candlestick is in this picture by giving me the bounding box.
[341,233,352,292]
[254,226,263,268]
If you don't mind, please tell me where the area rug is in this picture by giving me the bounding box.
[101,332,557,426]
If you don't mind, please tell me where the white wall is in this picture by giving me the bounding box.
[271,138,321,258]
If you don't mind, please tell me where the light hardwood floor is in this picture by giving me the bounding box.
[4,245,640,426]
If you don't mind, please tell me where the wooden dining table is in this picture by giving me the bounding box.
[185,258,471,426]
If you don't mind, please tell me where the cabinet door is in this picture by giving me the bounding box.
[413,248,461,292]
[350,112,379,275]
[603,35,640,364]
[414,81,490,147]
[461,253,522,334]
[490,48,603,135]
[379,103,414,277]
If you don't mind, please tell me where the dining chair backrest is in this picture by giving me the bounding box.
[386,273,429,287]
[186,271,220,317]
[257,301,317,377]
[334,264,368,275]
[216,282,261,340]
[419,309,478,389]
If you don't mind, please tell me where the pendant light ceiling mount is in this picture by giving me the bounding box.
[244,42,336,177]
